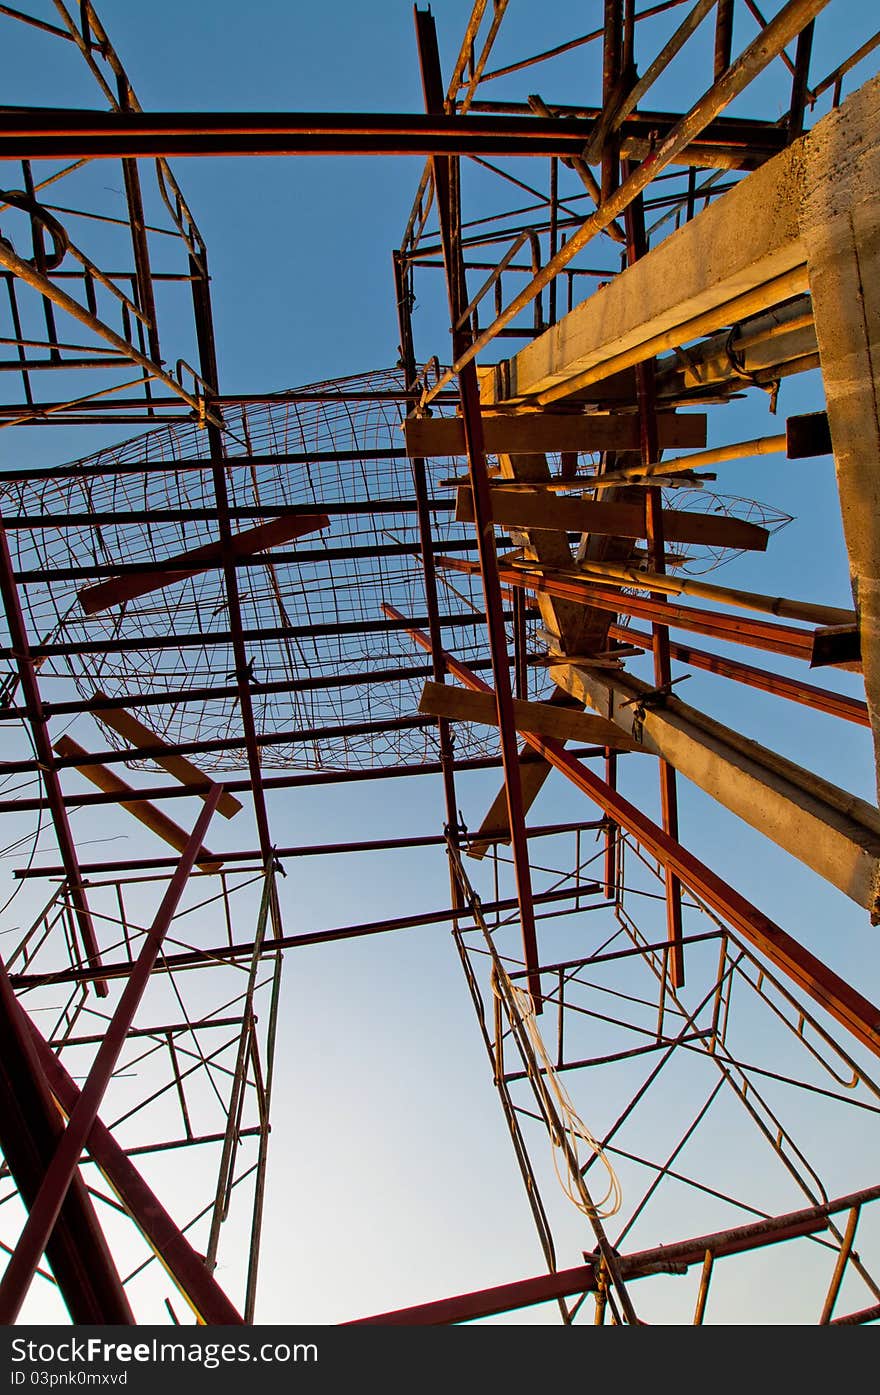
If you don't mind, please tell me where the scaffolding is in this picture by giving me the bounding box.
[1,0,880,1327]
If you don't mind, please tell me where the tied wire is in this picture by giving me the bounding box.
[490,957,622,1221]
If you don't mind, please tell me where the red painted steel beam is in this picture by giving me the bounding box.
[0,391,458,420]
[197,249,298,887]
[1,501,456,526]
[345,1182,880,1324]
[0,787,221,1323]
[1,446,411,485]
[78,513,330,615]
[393,615,880,1058]
[0,106,786,159]
[830,1302,880,1326]
[0,506,106,995]
[414,7,541,1005]
[14,818,602,880]
[438,554,820,661]
[11,884,601,992]
[0,745,611,817]
[0,108,787,160]
[609,624,871,725]
[0,109,652,160]
[14,538,482,589]
[0,653,510,723]
[0,962,134,1323]
[0,608,506,663]
[16,1009,244,1325]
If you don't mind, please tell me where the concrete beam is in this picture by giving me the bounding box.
[493,73,880,806]
[502,138,808,400]
[552,661,880,918]
[498,80,878,406]
[798,74,880,803]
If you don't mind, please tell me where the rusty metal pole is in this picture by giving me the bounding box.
[0,964,134,1323]
[391,615,880,1058]
[414,5,542,1004]
[20,1012,244,1324]
[0,786,222,1323]
[346,1182,880,1324]
[0,237,207,417]
[0,503,106,994]
[714,0,735,78]
[601,0,624,203]
[624,180,685,987]
[787,17,815,140]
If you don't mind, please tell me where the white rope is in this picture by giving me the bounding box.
[493,963,622,1220]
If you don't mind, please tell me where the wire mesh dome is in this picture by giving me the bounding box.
[2,368,506,772]
[1,366,794,774]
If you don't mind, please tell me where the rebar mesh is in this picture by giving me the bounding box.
[0,367,795,774]
[2,368,510,771]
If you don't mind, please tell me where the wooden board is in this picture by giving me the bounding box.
[55,735,221,868]
[93,697,243,820]
[466,748,554,860]
[455,488,769,552]
[78,513,330,615]
[464,681,589,861]
[404,411,706,457]
[419,681,640,749]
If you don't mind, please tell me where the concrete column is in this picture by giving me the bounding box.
[799,74,880,801]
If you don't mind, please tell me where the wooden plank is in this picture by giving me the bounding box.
[419,681,641,749]
[54,736,221,868]
[786,410,832,459]
[404,411,706,457]
[467,747,554,860]
[78,514,330,615]
[465,678,589,860]
[92,697,243,820]
[462,409,640,849]
[455,488,769,552]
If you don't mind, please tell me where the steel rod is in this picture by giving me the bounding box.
[10,884,602,991]
[345,1182,880,1324]
[420,0,830,407]
[392,616,880,1057]
[415,6,541,1002]
[610,624,869,725]
[0,787,221,1321]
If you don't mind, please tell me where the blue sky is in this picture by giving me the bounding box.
[2,0,880,1327]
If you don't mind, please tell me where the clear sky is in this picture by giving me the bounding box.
[2,0,880,1328]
